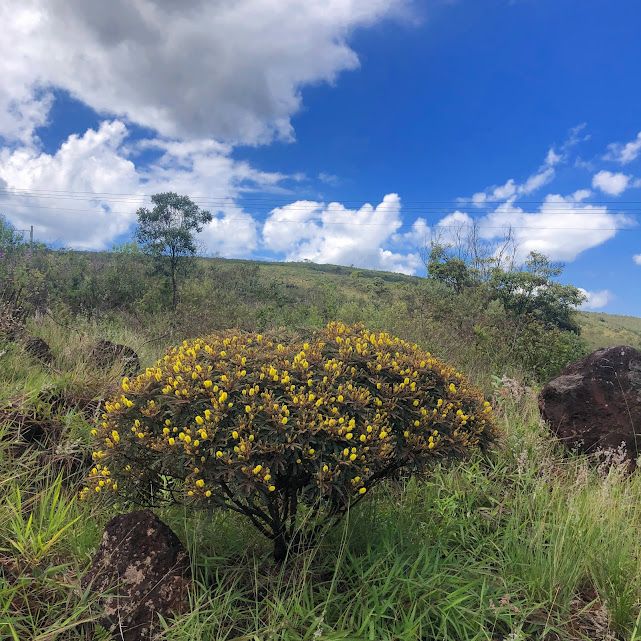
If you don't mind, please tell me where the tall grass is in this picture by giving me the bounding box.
[1,317,640,640]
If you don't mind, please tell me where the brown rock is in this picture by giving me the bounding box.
[82,510,191,640]
[23,336,53,364]
[90,339,140,376]
[539,345,641,459]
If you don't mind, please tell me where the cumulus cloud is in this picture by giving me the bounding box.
[0,0,405,145]
[604,131,641,165]
[578,288,614,310]
[591,170,633,196]
[474,193,634,263]
[634,254,641,265]
[262,194,422,274]
[0,121,291,253]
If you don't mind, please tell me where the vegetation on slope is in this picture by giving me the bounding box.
[2,214,641,640]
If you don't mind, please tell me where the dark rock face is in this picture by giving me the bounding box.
[539,345,641,459]
[90,340,140,375]
[82,510,191,640]
[23,336,53,364]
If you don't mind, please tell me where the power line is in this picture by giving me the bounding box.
[3,186,641,207]
[2,199,641,218]
[1,188,640,232]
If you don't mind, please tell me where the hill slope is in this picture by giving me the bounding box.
[577,311,641,351]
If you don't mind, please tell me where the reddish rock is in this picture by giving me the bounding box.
[82,510,191,640]
[90,339,140,376]
[539,345,641,459]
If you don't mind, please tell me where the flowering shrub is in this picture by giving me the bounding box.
[84,322,497,560]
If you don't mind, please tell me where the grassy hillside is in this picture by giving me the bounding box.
[578,310,641,351]
[2,250,641,639]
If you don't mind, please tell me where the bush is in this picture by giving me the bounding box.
[84,322,498,560]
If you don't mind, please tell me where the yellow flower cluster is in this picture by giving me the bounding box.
[83,323,497,511]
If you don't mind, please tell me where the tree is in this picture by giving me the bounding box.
[0,214,23,253]
[135,193,212,310]
[489,252,586,333]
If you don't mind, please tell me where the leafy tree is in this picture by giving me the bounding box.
[425,245,474,294]
[489,252,586,333]
[135,193,212,310]
[0,214,23,253]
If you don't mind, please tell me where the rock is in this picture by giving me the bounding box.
[90,340,140,376]
[82,510,191,641]
[23,336,53,364]
[539,345,641,460]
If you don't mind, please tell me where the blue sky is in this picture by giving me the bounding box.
[0,0,640,315]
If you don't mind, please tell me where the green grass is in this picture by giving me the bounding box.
[577,311,641,351]
[2,314,641,640]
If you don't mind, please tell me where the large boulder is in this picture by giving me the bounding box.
[89,339,140,376]
[82,510,191,640]
[539,345,641,459]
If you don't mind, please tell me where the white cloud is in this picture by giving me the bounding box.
[578,288,614,310]
[521,167,555,195]
[318,172,340,186]
[0,122,293,253]
[604,131,641,165]
[591,170,632,196]
[0,0,405,145]
[471,167,555,205]
[262,193,422,274]
[545,148,562,166]
[469,125,593,207]
[476,194,634,263]
[633,254,641,265]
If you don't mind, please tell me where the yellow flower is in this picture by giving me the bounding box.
[281,417,288,425]
[205,490,212,498]
[204,380,212,388]
[308,448,315,455]
[216,451,223,458]
[196,479,205,487]
[359,487,366,494]
[195,416,204,425]
[168,438,175,445]
[268,485,276,492]
[232,431,239,439]
[349,453,357,461]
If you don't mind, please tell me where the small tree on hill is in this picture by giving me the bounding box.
[135,193,212,310]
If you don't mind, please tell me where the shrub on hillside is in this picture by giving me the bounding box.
[84,322,498,560]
